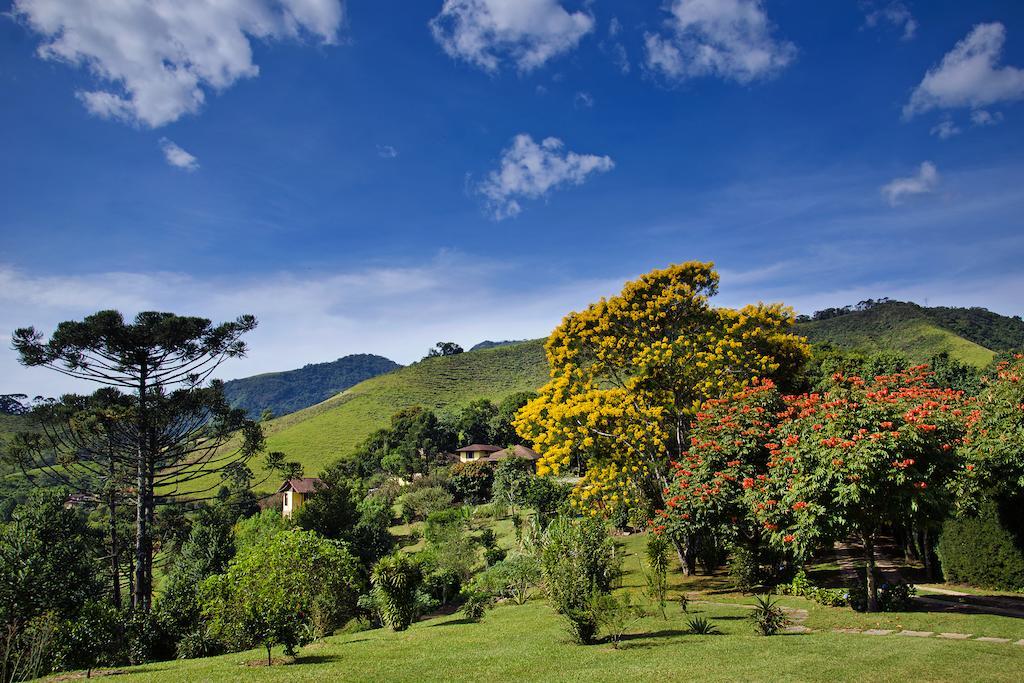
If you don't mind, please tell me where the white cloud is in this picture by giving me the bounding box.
[12,0,345,128]
[904,23,1024,119]
[862,1,917,41]
[478,134,614,220]
[971,109,1003,127]
[644,0,796,84]
[0,258,627,397]
[605,17,631,74]
[377,144,399,159]
[429,0,594,72]
[881,161,939,206]
[159,138,200,171]
[574,91,594,108]
[929,120,960,139]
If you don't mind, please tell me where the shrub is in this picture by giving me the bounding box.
[540,517,621,644]
[459,587,495,622]
[936,499,1024,591]
[397,487,454,524]
[728,545,760,593]
[370,554,424,631]
[484,546,507,567]
[469,553,541,605]
[447,462,494,503]
[686,616,720,635]
[591,592,647,648]
[748,594,789,635]
[644,534,670,619]
[877,581,916,612]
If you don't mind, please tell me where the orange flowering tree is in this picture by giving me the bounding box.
[960,354,1024,500]
[656,380,785,572]
[514,262,809,568]
[750,367,971,610]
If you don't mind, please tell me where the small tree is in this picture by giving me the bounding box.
[370,554,424,631]
[539,516,620,644]
[644,534,670,619]
[592,591,647,648]
[200,530,361,665]
[492,458,533,516]
[426,342,464,358]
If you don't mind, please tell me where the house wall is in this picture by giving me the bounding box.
[282,490,307,517]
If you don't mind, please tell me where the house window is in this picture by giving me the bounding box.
[284,492,289,506]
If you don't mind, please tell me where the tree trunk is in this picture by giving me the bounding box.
[923,526,936,581]
[863,531,878,612]
[108,486,121,608]
[267,646,273,667]
[672,538,691,576]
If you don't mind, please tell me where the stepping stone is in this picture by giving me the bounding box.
[862,629,894,636]
[783,625,812,634]
[1016,640,1024,646]
[937,633,972,640]
[834,628,861,634]
[896,630,934,637]
[975,637,1011,644]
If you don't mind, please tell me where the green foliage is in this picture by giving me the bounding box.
[686,616,720,635]
[397,486,454,524]
[937,498,1024,590]
[644,534,670,619]
[233,508,291,557]
[200,530,361,664]
[492,457,534,513]
[539,517,621,644]
[591,591,646,648]
[0,488,103,625]
[748,594,788,636]
[727,546,761,594]
[223,354,400,419]
[458,587,495,622]
[468,553,541,606]
[447,461,494,503]
[523,477,571,527]
[370,554,424,632]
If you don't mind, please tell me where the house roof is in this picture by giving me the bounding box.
[483,445,541,462]
[277,477,324,494]
[455,444,502,453]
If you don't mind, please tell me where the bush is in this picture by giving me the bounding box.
[484,546,507,566]
[468,554,541,605]
[540,517,621,644]
[397,487,454,524]
[591,591,646,648]
[370,554,424,631]
[728,545,760,593]
[686,616,720,635]
[447,462,494,503]
[848,577,914,612]
[936,498,1024,591]
[748,594,789,635]
[459,587,495,622]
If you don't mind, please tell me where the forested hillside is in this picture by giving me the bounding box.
[222,353,401,418]
[795,300,1024,367]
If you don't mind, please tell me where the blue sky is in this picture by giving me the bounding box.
[2,0,1024,395]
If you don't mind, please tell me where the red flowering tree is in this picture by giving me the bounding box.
[657,380,785,573]
[961,354,1024,500]
[751,367,970,610]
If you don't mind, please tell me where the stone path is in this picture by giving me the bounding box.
[693,599,1024,648]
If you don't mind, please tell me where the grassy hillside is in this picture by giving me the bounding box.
[794,302,1014,367]
[223,353,401,419]
[252,340,549,484]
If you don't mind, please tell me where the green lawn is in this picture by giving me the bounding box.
[73,522,1024,682]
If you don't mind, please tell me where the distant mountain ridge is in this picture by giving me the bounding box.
[222,354,401,419]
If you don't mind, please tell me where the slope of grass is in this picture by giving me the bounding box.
[251,340,549,484]
[796,303,996,367]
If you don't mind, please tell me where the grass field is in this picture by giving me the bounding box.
[81,525,1024,683]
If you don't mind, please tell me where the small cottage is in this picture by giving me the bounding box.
[455,444,502,463]
[277,477,324,517]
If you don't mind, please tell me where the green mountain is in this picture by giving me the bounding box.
[251,339,549,485]
[794,301,1024,367]
[222,354,401,419]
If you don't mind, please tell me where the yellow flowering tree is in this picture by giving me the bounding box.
[514,262,809,568]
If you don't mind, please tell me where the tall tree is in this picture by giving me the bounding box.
[11,310,290,611]
[514,262,809,570]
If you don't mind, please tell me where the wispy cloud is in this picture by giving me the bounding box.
[929,120,960,139]
[904,22,1024,119]
[377,144,399,159]
[159,138,200,171]
[574,91,594,108]
[429,0,593,72]
[12,0,345,128]
[861,1,917,41]
[644,0,796,84]
[881,161,939,205]
[478,134,614,220]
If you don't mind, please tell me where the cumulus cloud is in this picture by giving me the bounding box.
[862,1,917,41]
[429,0,594,72]
[929,120,960,140]
[881,161,939,206]
[478,134,614,220]
[159,138,200,171]
[904,22,1024,119]
[12,0,345,128]
[644,0,796,84]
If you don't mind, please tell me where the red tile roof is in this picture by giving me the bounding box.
[455,444,502,453]
[483,445,541,462]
